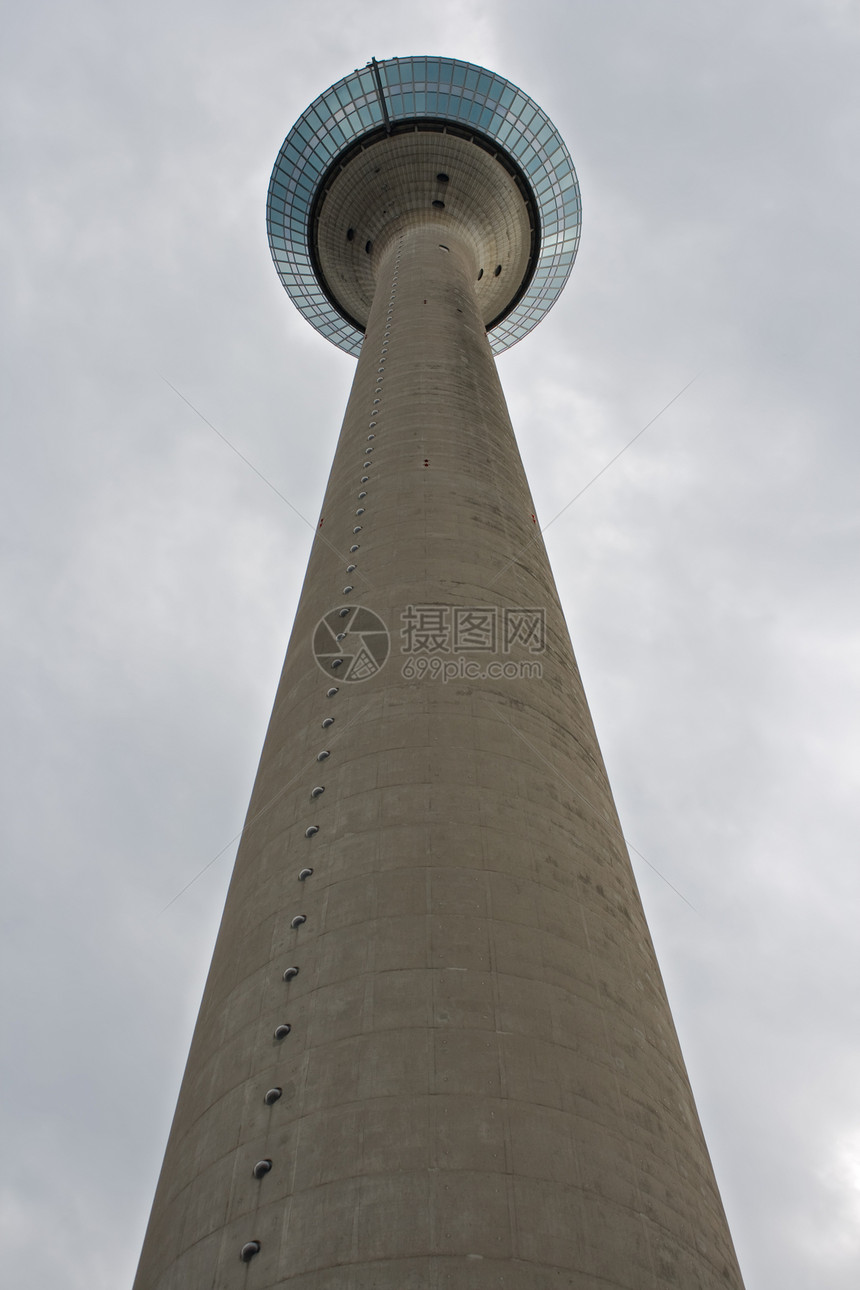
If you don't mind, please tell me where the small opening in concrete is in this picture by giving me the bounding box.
[253,1159,272,1179]
[322,717,334,729]
[339,607,350,618]
[327,686,339,697]
[432,200,445,209]
[290,914,307,928]
[365,240,372,253]
[347,563,357,572]
[353,526,361,534]
[317,750,330,762]
[283,966,299,981]
[355,507,365,515]
[311,786,324,798]
[263,1088,282,1105]
[361,477,369,484]
[274,1024,291,1039]
[350,544,359,553]
[240,1241,261,1263]
[343,584,354,593]
[305,825,319,838]
[346,228,354,241]
[335,633,346,642]
[437,172,449,182]
[477,268,484,280]
[368,433,375,440]
[298,868,313,881]
[494,264,502,276]
[330,658,343,670]
[439,244,449,252]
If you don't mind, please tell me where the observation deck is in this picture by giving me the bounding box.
[266,56,581,355]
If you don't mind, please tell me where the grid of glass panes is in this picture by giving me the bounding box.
[267,57,581,355]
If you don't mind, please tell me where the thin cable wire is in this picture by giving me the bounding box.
[487,372,702,590]
[159,693,378,912]
[490,696,697,912]
[161,376,373,585]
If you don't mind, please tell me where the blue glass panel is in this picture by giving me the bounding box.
[267,56,579,356]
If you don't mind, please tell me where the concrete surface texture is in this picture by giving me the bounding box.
[134,134,746,1289]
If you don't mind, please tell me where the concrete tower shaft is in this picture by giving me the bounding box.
[133,57,746,1290]
[134,210,745,1288]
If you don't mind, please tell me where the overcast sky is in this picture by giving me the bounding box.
[2,2,859,1286]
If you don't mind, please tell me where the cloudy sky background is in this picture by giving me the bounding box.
[2,1,859,1286]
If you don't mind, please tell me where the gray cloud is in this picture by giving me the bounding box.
[1,3,857,1286]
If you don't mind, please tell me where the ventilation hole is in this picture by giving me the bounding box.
[363,461,371,468]
[335,632,346,642]
[298,868,313,881]
[311,785,324,798]
[368,421,377,428]
[240,1241,261,1263]
[346,228,354,241]
[305,825,319,838]
[372,398,380,404]
[317,750,330,761]
[346,563,357,573]
[365,240,372,254]
[477,268,484,280]
[322,717,334,728]
[353,526,362,534]
[327,686,339,697]
[368,433,375,440]
[338,607,350,618]
[437,172,449,182]
[439,244,450,252]
[377,366,385,372]
[355,507,365,516]
[263,1087,282,1105]
[283,965,299,981]
[253,1159,273,1179]
[274,1024,291,1040]
[330,658,343,669]
[358,492,367,499]
[343,585,354,594]
[361,476,369,483]
[350,544,359,553]
[494,264,502,276]
[290,914,306,928]
[432,199,445,209]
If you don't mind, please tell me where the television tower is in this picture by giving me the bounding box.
[134,57,745,1289]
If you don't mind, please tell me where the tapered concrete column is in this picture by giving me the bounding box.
[134,211,744,1288]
